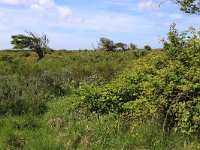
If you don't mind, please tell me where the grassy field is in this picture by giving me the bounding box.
[0,49,200,149]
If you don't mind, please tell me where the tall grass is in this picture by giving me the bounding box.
[1,97,199,149]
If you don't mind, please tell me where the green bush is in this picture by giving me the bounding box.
[21,51,31,57]
[77,25,200,135]
[1,55,14,63]
[133,50,146,58]
[144,45,152,50]
[0,76,48,115]
[78,50,199,134]
[0,71,72,115]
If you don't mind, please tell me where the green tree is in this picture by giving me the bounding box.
[115,42,128,51]
[144,45,152,50]
[167,0,200,14]
[98,38,115,52]
[129,43,137,50]
[11,31,50,60]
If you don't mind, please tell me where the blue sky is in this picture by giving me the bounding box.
[0,0,199,50]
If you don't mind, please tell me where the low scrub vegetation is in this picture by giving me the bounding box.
[77,24,200,135]
[0,50,146,116]
[0,24,199,149]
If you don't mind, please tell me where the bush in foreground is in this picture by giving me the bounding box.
[77,25,200,135]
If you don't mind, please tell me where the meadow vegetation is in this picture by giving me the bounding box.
[0,24,200,149]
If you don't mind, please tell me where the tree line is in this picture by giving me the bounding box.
[10,1,199,59]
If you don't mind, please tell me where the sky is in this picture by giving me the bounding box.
[0,0,200,50]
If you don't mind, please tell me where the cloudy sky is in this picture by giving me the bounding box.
[0,0,199,50]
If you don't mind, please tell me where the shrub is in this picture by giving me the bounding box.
[0,69,72,116]
[144,45,152,50]
[77,25,200,135]
[22,51,31,57]
[1,55,13,63]
[133,50,147,58]
[0,76,48,115]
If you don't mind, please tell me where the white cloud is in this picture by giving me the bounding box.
[65,11,156,33]
[30,4,46,16]
[0,0,78,23]
[38,0,54,9]
[57,6,72,21]
[138,0,158,10]
[0,0,55,8]
[0,0,29,5]
[0,0,79,23]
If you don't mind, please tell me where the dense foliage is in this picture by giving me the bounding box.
[77,25,200,134]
